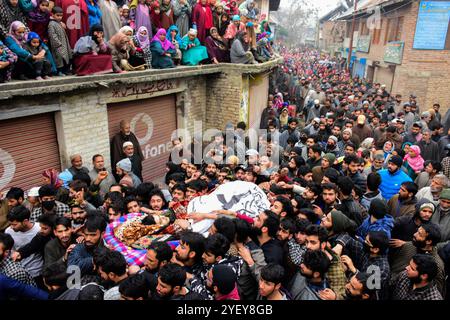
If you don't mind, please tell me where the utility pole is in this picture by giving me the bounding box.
[347,0,358,71]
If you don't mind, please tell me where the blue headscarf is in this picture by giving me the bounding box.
[26,32,41,43]
[167,25,182,46]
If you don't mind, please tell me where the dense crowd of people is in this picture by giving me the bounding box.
[0,0,276,81]
[1,42,450,301]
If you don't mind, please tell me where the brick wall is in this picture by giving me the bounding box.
[205,71,243,131]
[55,90,111,171]
[335,1,450,114]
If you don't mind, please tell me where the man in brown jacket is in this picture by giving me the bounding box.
[388,182,418,218]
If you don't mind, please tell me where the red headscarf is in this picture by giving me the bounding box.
[42,169,63,189]
[199,0,214,29]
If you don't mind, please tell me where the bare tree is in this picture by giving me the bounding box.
[272,0,319,46]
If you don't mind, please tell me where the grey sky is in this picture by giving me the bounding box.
[280,0,342,16]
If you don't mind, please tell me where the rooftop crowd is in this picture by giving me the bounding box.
[0,0,276,82]
[2,40,450,301]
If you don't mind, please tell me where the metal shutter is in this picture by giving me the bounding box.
[0,113,61,192]
[107,95,177,184]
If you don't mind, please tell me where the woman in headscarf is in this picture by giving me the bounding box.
[4,20,56,79]
[150,28,176,68]
[230,31,256,64]
[403,145,425,179]
[192,0,213,43]
[73,24,113,76]
[223,14,245,44]
[109,31,146,72]
[42,169,69,203]
[239,0,258,20]
[167,24,182,64]
[130,0,152,37]
[173,0,191,38]
[160,0,175,30]
[217,10,229,37]
[119,25,134,37]
[259,19,271,34]
[0,0,28,39]
[98,0,121,41]
[27,0,50,42]
[149,0,161,34]
[205,27,229,64]
[132,26,152,68]
[180,28,208,66]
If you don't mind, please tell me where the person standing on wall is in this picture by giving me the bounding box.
[110,120,144,181]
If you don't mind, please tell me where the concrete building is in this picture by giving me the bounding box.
[319,0,450,114]
[0,59,282,191]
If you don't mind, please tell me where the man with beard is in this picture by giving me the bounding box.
[312,183,340,220]
[257,264,290,300]
[67,215,107,276]
[431,189,450,249]
[44,217,77,268]
[116,158,142,188]
[172,231,206,280]
[390,223,445,296]
[378,155,413,200]
[97,249,128,300]
[343,155,367,194]
[288,249,331,300]
[306,99,322,123]
[142,242,173,278]
[306,144,322,170]
[252,210,283,265]
[387,182,418,218]
[30,185,70,223]
[201,234,242,281]
[122,142,143,182]
[206,264,240,300]
[203,163,219,187]
[110,120,144,180]
[88,154,116,198]
[340,272,377,300]
[303,224,347,298]
[403,122,423,144]
[5,206,43,285]
[311,153,335,185]
[270,196,295,220]
[67,154,90,178]
[337,128,353,157]
[303,117,320,136]
[392,254,443,300]
[153,263,204,300]
[279,118,300,149]
[352,115,373,142]
[337,231,391,300]
[415,161,442,190]
[416,174,449,207]
[324,136,340,157]
[391,202,435,244]
[0,233,36,286]
[418,130,440,162]
[68,180,97,214]
[70,205,87,233]
[373,119,388,142]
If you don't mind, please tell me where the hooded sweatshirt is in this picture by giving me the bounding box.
[357,198,394,239]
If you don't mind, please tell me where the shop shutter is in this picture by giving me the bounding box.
[107,95,177,184]
[0,113,61,193]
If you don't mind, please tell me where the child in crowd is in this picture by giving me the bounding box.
[0,40,17,83]
[47,6,73,76]
[120,5,134,28]
[23,32,52,80]
[27,0,51,43]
